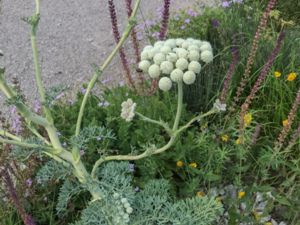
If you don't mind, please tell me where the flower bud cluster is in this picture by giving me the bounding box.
[138,38,214,91]
[112,193,133,224]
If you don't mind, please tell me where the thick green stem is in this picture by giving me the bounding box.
[0,130,22,142]
[74,0,141,159]
[31,0,54,124]
[172,81,183,131]
[136,112,171,134]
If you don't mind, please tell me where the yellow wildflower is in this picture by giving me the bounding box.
[221,134,229,142]
[282,119,289,127]
[243,113,253,126]
[189,162,197,168]
[196,191,205,197]
[176,160,184,167]
[235,138,241,145]
[269,10,280,20]
[287,72,297,81]
[238,191,246,199]
[264,222,273,225]
[252,211,261,221]
[274,71,282,78]
[215,197,222,204]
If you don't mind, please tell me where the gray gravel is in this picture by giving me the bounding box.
[0,0,219,112]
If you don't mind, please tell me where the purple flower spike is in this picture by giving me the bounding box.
[211,19,220,28]
[158,0,171,40]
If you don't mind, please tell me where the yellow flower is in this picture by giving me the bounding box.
[287,72,297,81]
[264,222,273,225]
[196,191,205,197]
[238,191,246,199]
[243,113,253,126]
[215,197,222,204]
[252,211,261,221]
[221,134,229,142]
[189,162,197,168]
[282,119,289,127]
[235,138,241,145]
[274,71,282,78]
[176,160,184,167]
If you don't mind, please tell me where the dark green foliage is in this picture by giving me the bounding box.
[36,160,71,185]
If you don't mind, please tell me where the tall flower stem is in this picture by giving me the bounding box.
[232,0,277,109]
[75,0,141,138]
[173,81,183,131]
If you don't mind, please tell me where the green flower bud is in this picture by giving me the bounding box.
[138,60,151,73]
[166,53,178,63]
[188,61,201,74]
[170,68,184,82]
[148,64,161,78]
[188,50,200,61]
[160,61,174,74]
[153,53,166,65]
[176,38,185,46]
[201,50,214,63]
[183,71,196,85]
[176,48,188,59]
[159,77,172,91]
[160,46,172,54]
[175,58,189,70]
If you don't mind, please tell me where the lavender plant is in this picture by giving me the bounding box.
[0,1,224,224]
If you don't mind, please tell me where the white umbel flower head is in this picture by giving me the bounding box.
[160,61,174,74]
[153,53,166,65]
[176,58,189,70]
[138,60,151,73]
[160,46,172,54]
[154,41,164,47]
[213,99,226,112]
[140,51,149,60]
[148,64,160,78]
[176,48,188,59]
[183,71,196,85]
[176,38,185,46]
[121,98,136,122]
[166,53,178,63]
[188,61,202,74]
[170,68,184,82]
[200,42,212,52]
[181,41,190,49]
[188,50,200,61]
[201,50,214,63]
[165,39,176,48]
[159,77,172,91]
[188,45,199,51]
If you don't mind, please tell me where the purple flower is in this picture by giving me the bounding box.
[221,1,231,7]
[55,92,65,100]
[233,0,243,3]
[184,18,191,24]
[10,106,22,135]
[211,19,220,28]
[152,31,160,40]
[187,9,198,17]
[33,100,41,113]
[128,163,135,172]
[180,25,186,30]
[80,149,85,156]
[80,88,86,95]
[134,187,140,192]
[26,179,33,187]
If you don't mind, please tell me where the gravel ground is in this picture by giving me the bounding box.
[0,0,219,112]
